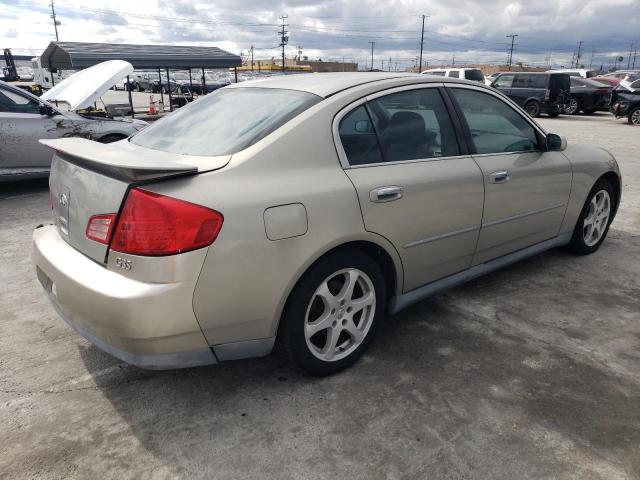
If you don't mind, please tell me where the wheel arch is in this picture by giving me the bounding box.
[599,171,621,217]
[271,236,404,338]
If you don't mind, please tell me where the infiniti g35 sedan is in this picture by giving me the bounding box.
[32,73,621,376]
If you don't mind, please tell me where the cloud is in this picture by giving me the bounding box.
[0,0,638,70]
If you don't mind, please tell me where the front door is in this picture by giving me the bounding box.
[337,86,484,292]
[0,85,70,174]
[448,86,572,264]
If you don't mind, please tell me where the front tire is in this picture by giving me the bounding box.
[629,107,640,126]
[276,250,386,376]
[568,178,615,255]
[525,100,541,117]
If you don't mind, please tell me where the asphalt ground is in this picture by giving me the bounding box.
[1,112,639,479]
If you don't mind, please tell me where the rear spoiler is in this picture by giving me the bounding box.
[39,138,229,182]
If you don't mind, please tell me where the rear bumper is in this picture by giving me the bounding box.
[32,225,217,369]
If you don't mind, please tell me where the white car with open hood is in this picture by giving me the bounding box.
[0,60,147,181]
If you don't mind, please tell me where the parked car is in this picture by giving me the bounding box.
[33,73,620,376]
[485,72,500,85]
[422,68,485,83]
[611,74,640,125]
[547,68,599,79]
[590,75,622,87]
[564,77,613,115]
[0,61,147,181]
[602,70,640,82]
[491,72,570,117]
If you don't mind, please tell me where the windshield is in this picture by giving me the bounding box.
[130,87,321,156]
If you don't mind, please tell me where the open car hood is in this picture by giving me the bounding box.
[41,60,133,111]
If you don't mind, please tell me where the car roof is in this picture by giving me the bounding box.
[226,72,446,98]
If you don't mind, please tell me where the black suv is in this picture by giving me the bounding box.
[491,72,571,117]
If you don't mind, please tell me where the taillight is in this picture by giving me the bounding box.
[86,214,117,244]
[109,188,223,256]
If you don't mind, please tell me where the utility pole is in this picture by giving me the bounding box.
[589,50,595,69]
[575,40,583,68]
[506,34,518,70]
[381,59,384,71]
[418,14,429,73]
[633,47,637,69]
[250,45,254,71]
[388,56,392,72]
[368,41,375,71]
[279,15,289,73]
[50,1,61,41]
[297,45,302,61]
[628,42,634,69]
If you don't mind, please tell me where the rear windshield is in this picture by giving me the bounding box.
[131,87,321,156]
[465,69,485,82]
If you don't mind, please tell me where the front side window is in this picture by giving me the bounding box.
[451,88,539,154]
[131,87,321,156]
[367,88,460,161]
[338,105,384,166]
[0,87,40,114]
[494,74,514,88]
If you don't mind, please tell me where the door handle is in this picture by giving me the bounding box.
[370,186,403,203]
[489,170,511,183]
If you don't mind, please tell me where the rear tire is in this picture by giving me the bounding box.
[564,95,581,115]
[524,101,541,117]
[629,107,640,126]
[567,178,615,255]
[276,250,386,376]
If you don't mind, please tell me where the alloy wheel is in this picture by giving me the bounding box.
[304,268,376,362]
[631,109,640,126]
[583,190,611,247]
[565,97,579,115]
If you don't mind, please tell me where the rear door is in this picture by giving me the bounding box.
[508,74,541,107]
[337,85,484,291]
[447,85,572,264]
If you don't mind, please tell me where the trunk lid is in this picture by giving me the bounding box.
[43,137,230,263]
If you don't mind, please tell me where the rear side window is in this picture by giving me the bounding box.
[448,70,460,78]
[367,88,460,161]
[513,75,547,88]
[451,89,539,154]
[426,71,446,76]
[465,69,485,82]
[338,105,384,166]
[131,88,321,156]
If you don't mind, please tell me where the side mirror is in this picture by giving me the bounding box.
[39,103,55,116]
[546,133,567,151]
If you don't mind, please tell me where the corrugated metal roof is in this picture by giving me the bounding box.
[41,41,241,69]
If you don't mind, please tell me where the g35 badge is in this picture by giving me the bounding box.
[115,257,132,271]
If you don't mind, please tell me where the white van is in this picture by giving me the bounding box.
[547,69,598,79]
[421,68,485,83]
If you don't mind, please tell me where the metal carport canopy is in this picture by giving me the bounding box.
[40,41,241,69]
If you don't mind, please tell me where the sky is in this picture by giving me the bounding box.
[1,0,639,71]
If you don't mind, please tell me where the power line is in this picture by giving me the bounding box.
[506,34,518,70]
[49,1,61,41]
[368,41,376,71]
[418,14,429,72]
[575,40,583,68]
[279,15,289,73]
